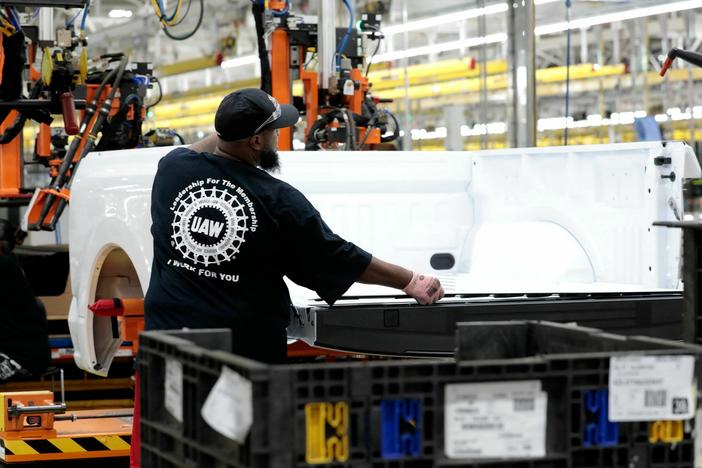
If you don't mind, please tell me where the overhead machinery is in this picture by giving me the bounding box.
[252,0,400,151]
[0,0,155,232]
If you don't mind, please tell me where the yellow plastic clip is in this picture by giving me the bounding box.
[41,47,53,85]
[78,48,88,84]
[305,402,349,464]
[0,17,15,37]
[648,420,684,444]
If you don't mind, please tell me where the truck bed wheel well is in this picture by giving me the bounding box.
[91,247,143,372]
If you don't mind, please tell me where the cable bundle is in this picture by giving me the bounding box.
[150,0,204,41]
[65,0,90,32]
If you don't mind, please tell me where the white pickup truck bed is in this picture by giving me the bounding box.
[64,142,700,374]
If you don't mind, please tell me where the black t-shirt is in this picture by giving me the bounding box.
[0,254,50,374]
[144,148,372,360]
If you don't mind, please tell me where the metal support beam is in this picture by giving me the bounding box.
[459,20,467,55]
[661,13,673,136]
[686,13,697,148]
[478,0,488,149]
[641,19,650,113]
[444,105,463,151]
[507,0,536,148]
[595,26,604,66]
[318,0,337,90]
[612,23,621,65]
[596,26,606,144]
[38,7,54,43]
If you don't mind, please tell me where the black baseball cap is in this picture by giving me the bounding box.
[214,88,299,141]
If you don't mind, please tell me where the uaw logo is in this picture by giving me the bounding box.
[170,179,253,266]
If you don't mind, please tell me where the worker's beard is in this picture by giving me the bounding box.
[259,146,280,172]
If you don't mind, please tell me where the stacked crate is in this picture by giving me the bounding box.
[138,321,702,467]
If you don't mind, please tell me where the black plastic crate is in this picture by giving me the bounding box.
[680,226,702,344]
[138,321,702,468]
[454,321,702,468]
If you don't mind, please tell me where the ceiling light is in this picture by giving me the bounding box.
[108,9,132,18]
[220,55,259,69]
[379,0,698,50]
[372,33,507,63]
[535,0,701,35]
[384,0,561,36]
[373,1,700,65]
[384,3,508,36]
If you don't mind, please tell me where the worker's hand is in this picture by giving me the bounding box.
[402,272,444,305]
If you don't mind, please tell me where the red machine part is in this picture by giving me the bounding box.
[660,56,674,77]
[0,111,22,198]
[59,93,78,135]
[89,298,144,355]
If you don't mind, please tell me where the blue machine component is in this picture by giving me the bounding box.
[380,399,422,459]
[583,389,619,447]
[634,116,663,141]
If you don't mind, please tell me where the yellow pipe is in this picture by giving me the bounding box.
[158,55,221,77]
[159,78,261,104]
[154,62,621,120]
[537,64,626,82]
[159,62,624,120]
[369,59,508,90]
[368,58,478,81]
[155,62,625,121]
[154,96,224,121]
[157,59,506,105]
[382,68,702,113]
[375,63,627,100]
[156,114,216,129]
[155,51,397,80]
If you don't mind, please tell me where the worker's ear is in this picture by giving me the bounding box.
[249,134,264,151]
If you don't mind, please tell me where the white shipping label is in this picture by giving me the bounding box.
[164,359,183,422]
[609,355,696,421]
[444,380,547,459]
[201,366,253,443]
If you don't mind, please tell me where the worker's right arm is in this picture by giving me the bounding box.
[278,186,444,306]
[359,257,444,305]
[357,256,412,289]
